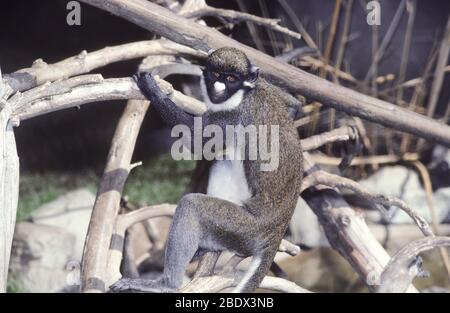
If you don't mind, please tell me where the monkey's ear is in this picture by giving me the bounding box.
[246,66,260,84]
[207,48,215,56]
[249,66,260,81]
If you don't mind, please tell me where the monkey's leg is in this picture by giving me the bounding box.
[110,196,201,293]
[188,194,282,293]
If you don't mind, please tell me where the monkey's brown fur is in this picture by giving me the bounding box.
[111,47,303,293]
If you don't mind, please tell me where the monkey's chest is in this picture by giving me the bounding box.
[206,159,252,205]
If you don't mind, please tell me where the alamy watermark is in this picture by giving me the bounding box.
[170,117,280,172]
[66,1,81,26]
[367,0,381,26]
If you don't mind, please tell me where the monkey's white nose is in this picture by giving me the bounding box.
[214,82,226,93]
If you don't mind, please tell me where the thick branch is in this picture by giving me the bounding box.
[12,76,206,121]
[182,274,312,293]
[0,69,19,292]
[4,39,204,93]
[79,0,450,147]
[81,99,151,293]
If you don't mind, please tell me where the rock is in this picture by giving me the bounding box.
[9,188,95,292]
[30,188,95,261]
[359,166,450,224]
[9,222,80,292]
[289,197,328,247]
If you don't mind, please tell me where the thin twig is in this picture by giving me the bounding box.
[277,0,318,49]
[396,0,417,105]
[364,0,406,82]
[310,152,418,166]
[424,14,450,119]
[301,125,357,151]
[181,0,301,40]
[411,161,450,284]
[416,14,450,150]
[400,43,439,152]
[236,0,266,53]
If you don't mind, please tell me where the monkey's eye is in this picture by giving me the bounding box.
[212,71,220,79]
[226,75,237,83]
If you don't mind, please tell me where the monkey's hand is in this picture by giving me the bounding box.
[134,72,167,104]
[109,277,175,293]
[133,72,195,130]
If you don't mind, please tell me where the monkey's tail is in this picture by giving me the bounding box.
[232,250,277,293]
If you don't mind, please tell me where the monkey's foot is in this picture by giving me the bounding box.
[109,278,175,293]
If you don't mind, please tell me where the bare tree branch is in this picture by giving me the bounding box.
[302,169,434,237]
[10,74,104,110]
[12,76,206,121]
[179,0,301,39]
[0,68,19,292]
[81,97,151,292]
[4,39,204,93]
[78,0,450,147]
[182,274,312,293]
[377,237,450,293]
[301,153,419,292]
[300,125,357,151]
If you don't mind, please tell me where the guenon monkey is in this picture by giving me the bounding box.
[111,47,303,293]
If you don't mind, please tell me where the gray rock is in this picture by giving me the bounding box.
[30,188,95,261]
[10,222,80,292]
[289,197,328,247]
[9,188,95,292]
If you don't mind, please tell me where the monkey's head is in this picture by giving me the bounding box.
[203,47,259,104]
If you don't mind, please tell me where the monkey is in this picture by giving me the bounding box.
[110,47,303,293]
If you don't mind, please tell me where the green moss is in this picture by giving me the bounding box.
[6,277,25,293]
[124,154,196,205]
[17,171,97,222]
[17,154,196,220]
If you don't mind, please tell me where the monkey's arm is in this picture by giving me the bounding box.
[135,72,195,128]
[135,73,231,153]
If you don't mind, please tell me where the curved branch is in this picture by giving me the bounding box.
[302,153,419,292]
[302,169,434,237]
[378,236,450,293]
[300,125,357,151]
[12,76,206,121]
[4,39,204,93]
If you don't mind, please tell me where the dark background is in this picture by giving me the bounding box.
[1,0,449,172]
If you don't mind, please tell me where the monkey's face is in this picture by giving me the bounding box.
[203,47,259,105]
[203,67,245,103]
